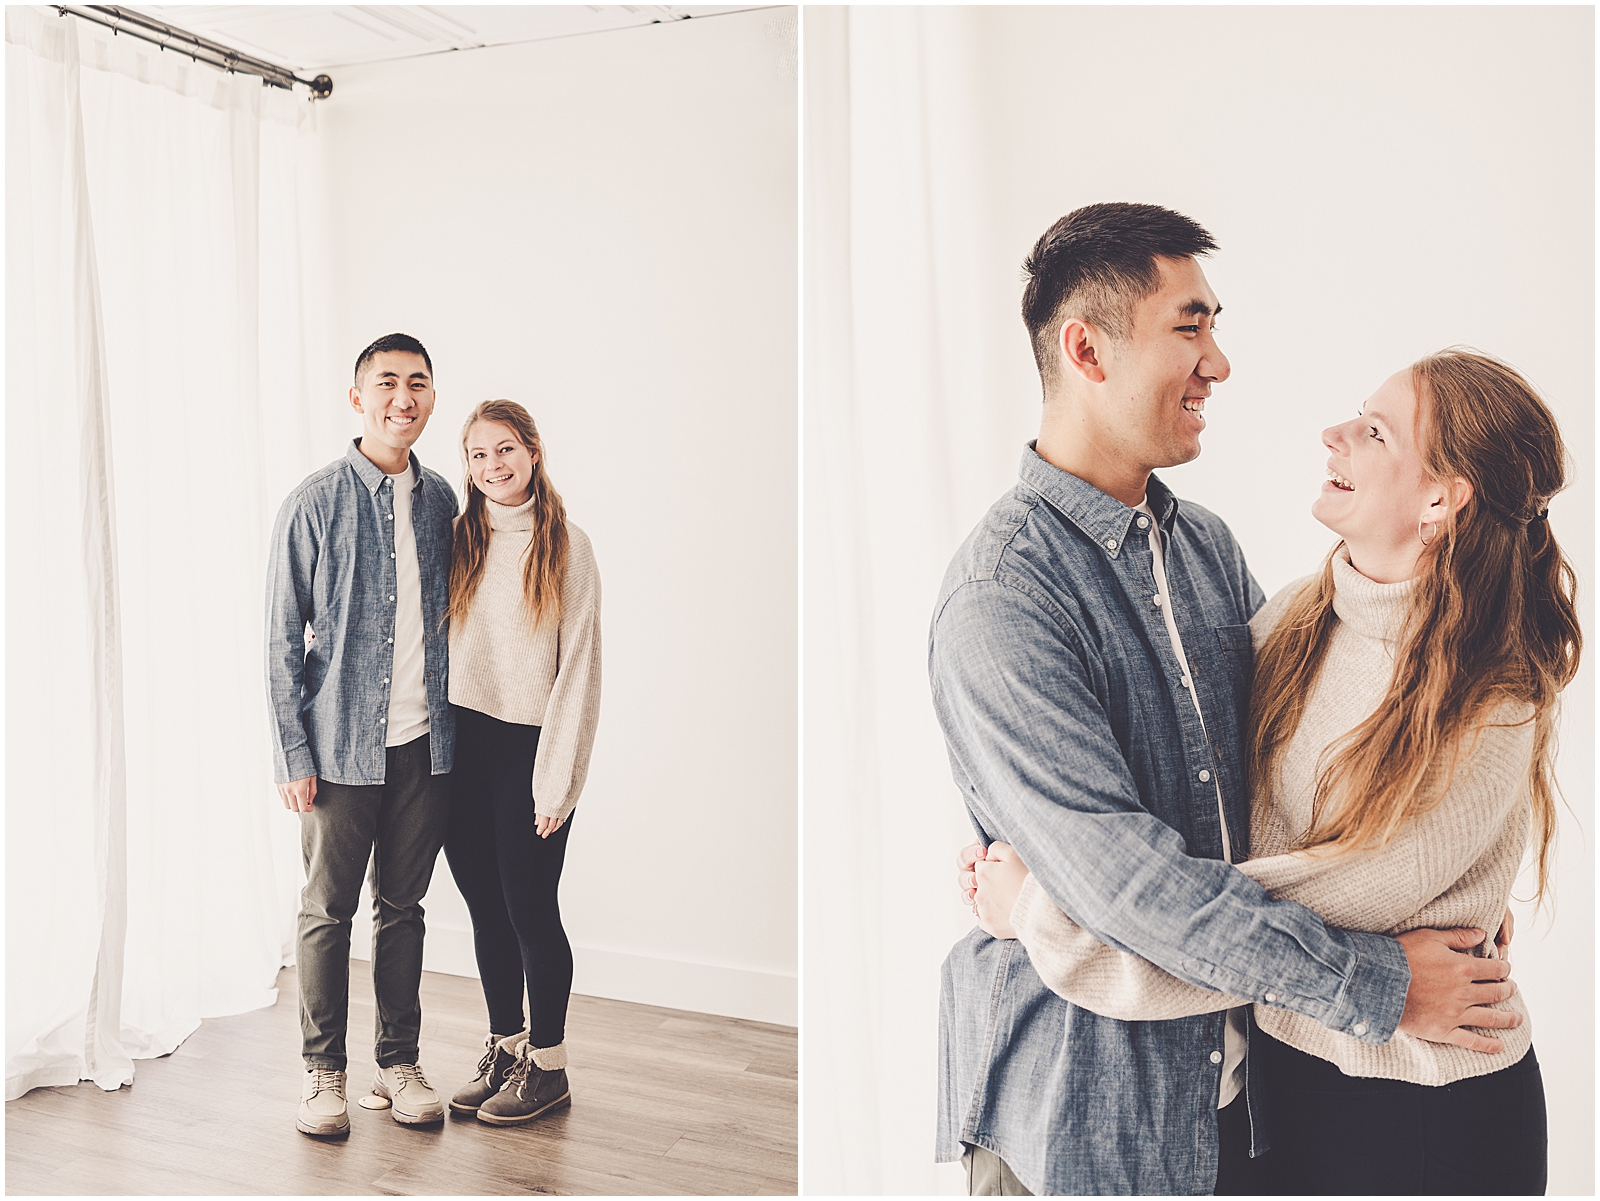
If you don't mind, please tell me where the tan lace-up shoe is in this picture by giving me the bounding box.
[297,1067,350,1137]
[477,1040,571,1126]
[450,1031,525,1114]
[373,1062,445,1124]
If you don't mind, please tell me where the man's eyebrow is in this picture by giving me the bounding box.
[407,371,431,381]
[1176,299,1220,319]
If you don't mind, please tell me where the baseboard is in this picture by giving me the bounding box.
[350,923,797,1027]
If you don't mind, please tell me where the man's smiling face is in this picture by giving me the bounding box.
[350,350,435,458]
[1096,255,1230,474]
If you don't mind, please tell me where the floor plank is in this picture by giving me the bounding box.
[5,963,796,1196]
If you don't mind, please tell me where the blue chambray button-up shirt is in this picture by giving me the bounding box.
[266,440,458,785]
[930,446,1411,1196]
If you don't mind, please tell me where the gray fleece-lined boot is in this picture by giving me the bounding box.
[450,1030,525,1114]
[476,1040,571,1126]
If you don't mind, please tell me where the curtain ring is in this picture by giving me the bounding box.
[1418,519,1437,547]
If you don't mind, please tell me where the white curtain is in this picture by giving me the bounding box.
[5,6,331,1099]
[802,9,1014,1194]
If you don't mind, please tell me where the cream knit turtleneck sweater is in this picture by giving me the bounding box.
[1008,547,1536,1085]
[448,495,601,821]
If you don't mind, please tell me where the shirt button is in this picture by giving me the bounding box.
[387,513,394,520]
[1104,538,1118,550]
[1209,1051,1223,1065]
[1198,769,1212,783]
[387,638,393,644]
[391,552,396,559]
[1264,991,1277,1003]
[1152,595,1164,607]
[382,678,389,685]
[1353,1022,1368,1036]
[1136,515,1150,529]
[379,718,386,725]
[389,595,396,601]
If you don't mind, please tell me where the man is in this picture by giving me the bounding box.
[266,333,459,1137]
[930,204,1519,1194]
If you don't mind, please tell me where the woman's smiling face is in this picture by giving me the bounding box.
[466,419,537,506]
[1311,369,1452,581]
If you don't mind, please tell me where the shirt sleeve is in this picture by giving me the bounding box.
[264,492,319,784]
[931,576,1410,1044]
[1010,710,1533,1020]
[530,529,602,820]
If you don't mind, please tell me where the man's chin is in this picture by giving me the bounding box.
[1153,439,1203,469]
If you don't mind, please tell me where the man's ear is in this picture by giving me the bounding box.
[348,385,364,413]
[1058,317,1107,385]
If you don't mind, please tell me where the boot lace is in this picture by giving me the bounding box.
[504,1052,536,1100]
[471,1038,499,1083]
[310,1068,345,1099]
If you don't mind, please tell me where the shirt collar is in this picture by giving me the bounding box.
[346,438,426,495]
[1017,442,1179,560]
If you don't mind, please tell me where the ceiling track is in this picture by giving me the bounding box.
[54,5,333,98]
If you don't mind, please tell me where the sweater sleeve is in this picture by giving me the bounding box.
[1011,708,1535,1021]
[530,526,602,820]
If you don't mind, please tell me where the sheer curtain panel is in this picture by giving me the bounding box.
[801,9,1017,1193]
[5,6,331,1100]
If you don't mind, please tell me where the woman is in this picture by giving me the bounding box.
[964,349,1578,1194]
[442,399,601,1126]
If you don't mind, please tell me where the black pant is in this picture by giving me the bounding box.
[1242,1029,1547,1195]
[298,734,449,1070]
[1215,1093,1275,1195]
[444,705,574,1048]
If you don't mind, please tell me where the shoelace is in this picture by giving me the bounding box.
[391,1062,431,1092]
[310,1068,345,1099]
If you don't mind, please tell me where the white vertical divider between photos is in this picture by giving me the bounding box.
[5,7,331,1099]
[802,8,1018,1193]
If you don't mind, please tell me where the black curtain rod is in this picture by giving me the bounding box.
[55,5,333,98]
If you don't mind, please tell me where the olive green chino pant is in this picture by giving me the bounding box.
[297,734,449,1071]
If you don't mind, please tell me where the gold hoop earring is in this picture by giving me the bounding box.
[1418,520,1437,547]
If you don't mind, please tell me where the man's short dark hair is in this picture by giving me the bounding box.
[353,332,433,388]
[1021,203,1217,381]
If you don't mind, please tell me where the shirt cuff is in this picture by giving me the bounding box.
[273,746,317,785]
[1319,930,1411,1044]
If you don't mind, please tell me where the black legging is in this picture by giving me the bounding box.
[1219,1028,1547,1195]
[444,705,574,1048]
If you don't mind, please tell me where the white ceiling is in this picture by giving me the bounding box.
[125,5,771,75]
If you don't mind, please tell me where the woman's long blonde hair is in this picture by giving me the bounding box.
[1247,349,1580,900]
[447,400,569,632]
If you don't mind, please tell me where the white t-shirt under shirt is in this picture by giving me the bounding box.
[385,464,430,747]
[1136,500,1248,1110]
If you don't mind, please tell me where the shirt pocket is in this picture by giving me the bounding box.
[1213,624,1255,719]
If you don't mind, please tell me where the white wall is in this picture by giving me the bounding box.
[309,9,798,1025]
[802,5,1592,1193]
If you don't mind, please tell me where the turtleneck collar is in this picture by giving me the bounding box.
[1331,544,1412,643]
[484,492,536,533]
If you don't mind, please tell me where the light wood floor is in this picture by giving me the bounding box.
[6,963,797,1196]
